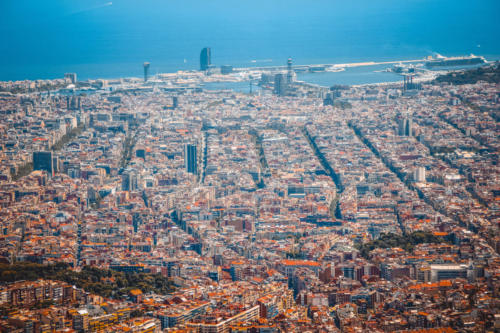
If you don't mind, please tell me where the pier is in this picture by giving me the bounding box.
[232,58,428,73]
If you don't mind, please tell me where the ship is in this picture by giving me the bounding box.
[391,63,420,74]
[425,54,486,68]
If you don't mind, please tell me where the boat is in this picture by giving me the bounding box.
[325,67,345,73]
[425,54,486,68]
[391,63,419,74]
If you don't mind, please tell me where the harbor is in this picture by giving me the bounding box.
[202,54,489,92]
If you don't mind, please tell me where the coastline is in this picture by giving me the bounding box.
[0,56,495,95]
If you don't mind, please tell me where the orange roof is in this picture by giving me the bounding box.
[403,328,455,333]
[409,280,452,290]
[129,289,143,296]
[439,280,452,287]
[281,259,320,267]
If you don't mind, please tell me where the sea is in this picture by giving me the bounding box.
[1,0,499,87]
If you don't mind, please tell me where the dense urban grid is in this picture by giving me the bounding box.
[0,61,499,333]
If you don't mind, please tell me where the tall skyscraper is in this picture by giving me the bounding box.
[64,73,77,84]
[184,144,198,174]
[200,47,211,71]
[67,96,81,110]
[143,62,150,82]
[398,118,405,136]
[121,173,131,191]
[33,151,53,175]
[398,115,413,136]
[414,166,426,183]
[122,171,138,191]
[274,73,287,96]
[323,92,335,106]
[287,57,294,84]
[406,116,413,136]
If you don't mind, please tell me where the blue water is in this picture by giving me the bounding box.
[1,0,499,83]
[202,65,402,93]
[298,65,402,87]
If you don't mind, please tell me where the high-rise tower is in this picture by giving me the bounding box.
[274,73,287,96]
[200,47,211,71]
[406,116,413,136]
[121,171,138,191]
[414,166,426,183]
[185,144,198,175]
[398,115,413,136]
[143,62,150,82]
[64,73,77,84]
[287,57,294,83]
[33,151,54,176]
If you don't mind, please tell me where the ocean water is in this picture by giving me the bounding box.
[203,65,403,93]
[1,0,499,84]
